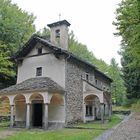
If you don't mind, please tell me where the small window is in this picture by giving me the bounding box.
[36,67,42,76]
[86,73,89,81]
[95,79,98,85]
[86,105,93,116]
[55,29,60,38]
[38,48,42,54]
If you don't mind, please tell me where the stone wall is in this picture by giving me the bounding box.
[14,121,25,128]
[65,59,95,124]
[65,60,84,124]
[65,58,112,124]
[95,71,111,90]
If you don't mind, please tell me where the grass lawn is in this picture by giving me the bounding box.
[131,100,140,113]
[0,115,122,140]
[75,115,121,129]
[112,105,131,111]
[0,127,5,131]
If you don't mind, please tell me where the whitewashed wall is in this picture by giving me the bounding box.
[17,43,65,88]
[48,105,65,122]
[15,103,26,121]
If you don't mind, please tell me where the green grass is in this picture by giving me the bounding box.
[112,105,130,111]
[0,127,6,131]
[1,129,103,140]
[1,115,122,140]
[131,100,140,113]
[75,115,121,129]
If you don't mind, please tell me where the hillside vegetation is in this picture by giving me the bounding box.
[0,0,129,106]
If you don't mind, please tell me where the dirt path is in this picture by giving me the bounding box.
[95,113,140,140]
[0,129,17,139]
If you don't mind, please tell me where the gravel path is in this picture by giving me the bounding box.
[94,113,140,140]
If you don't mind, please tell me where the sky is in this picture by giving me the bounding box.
[11,0,122,65]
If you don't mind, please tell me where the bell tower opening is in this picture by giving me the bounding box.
[47,20,71,50]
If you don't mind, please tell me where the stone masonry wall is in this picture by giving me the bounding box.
[65,59,95,124]
[65,60,84,124]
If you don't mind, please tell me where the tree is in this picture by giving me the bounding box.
[113,0,140,99]
[108,58,126,105]
[68,31,110,72]
[0,42,14,76]
[36,27,50,39]
[0,0,36,88]
[0,0,36,54]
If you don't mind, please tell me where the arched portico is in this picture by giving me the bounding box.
[83,94,101,122]
[0,77,65,129]
[48,94,65,124]
[83,91,107,123]
[29,93,44,128]
[0,96,10,116]
[14,94,26,127]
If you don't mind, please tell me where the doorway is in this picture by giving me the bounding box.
[33,103,43,127]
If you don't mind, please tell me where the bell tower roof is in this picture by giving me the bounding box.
[47,19,70,50]
[47,20,71,28]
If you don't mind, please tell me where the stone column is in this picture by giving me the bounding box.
[108,103,112,120]
[26,103,30,129]
[44,103,48,130]
[83,102,86,123]
[100,103,104,123]
[10,105,14,128]
[92,105,95,120]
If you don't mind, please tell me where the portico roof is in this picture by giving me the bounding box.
[0,77,64,95]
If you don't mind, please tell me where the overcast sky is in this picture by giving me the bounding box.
[11,0,122,65]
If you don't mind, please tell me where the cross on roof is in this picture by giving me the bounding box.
[59,13,61,21]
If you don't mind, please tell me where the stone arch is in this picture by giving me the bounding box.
[50,94,64,105]
[84,94,100,103]
[84,94,101,120]
[84,93,103,103]
[48,94,64,123]
[14,94,26,103]
[0,96,10,116]
[0,96,10,102]
[29,93,44,103]
[14,94,26,127]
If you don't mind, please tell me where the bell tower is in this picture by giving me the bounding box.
[47,20,71,50]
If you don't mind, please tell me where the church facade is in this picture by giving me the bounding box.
[0,20,112,129]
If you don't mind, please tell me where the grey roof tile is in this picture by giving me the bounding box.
[0,77,64,95]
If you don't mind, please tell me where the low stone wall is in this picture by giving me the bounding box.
[14,121,26,128]
[113,110,131,115]
[48,122,65,130]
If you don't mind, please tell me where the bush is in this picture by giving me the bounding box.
[122,98,138,107]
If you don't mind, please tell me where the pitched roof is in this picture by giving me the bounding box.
[0,77,64,95]
[12,34,112,82]
[47,20,71,28]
